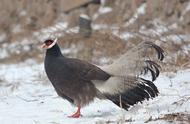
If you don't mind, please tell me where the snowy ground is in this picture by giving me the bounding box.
[0,60,189,124]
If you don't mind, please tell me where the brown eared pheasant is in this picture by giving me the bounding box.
[41,38,164,118]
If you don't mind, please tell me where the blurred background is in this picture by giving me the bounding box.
[0,0,189,71]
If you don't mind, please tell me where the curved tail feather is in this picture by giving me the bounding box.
[97,41,164,110]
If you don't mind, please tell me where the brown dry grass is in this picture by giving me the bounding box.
[58,30,126,65]
[145,112,190,123]
[0,0,190,72]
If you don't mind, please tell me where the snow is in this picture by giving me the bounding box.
[0,48,9,59]
[92,1,112,20]
[33,22,68,41]
[113,31,134,41]
[161,34,190,43]
[0,1,190,123]
[124,3,146,27]
[0,60,190,124]
[139,19,169,37]
[98,7,112,14]
[80,14,91,20]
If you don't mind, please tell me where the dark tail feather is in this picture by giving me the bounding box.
[144,42,165,61]
[143,60,161,81]
[105,78,159,110]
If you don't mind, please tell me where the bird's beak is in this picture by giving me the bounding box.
[41,43,47,49]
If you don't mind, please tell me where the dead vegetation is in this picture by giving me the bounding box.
[0,0,190,71]
[145,113,190,123]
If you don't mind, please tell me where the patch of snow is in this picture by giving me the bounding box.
[0,38,36,59]
[113,31,134,41]
[80,14,91,20]
[98,57,111,65]
[139,19,169,37]
[92,24,119,31]
[66,27,79,33]
[161,34,190,43]
[124,3,146,27]
[0,48,9,59]
[33,22,68,41]
[92,2,112,20]
[19,10,27,16]
[98,7,112,14]
[92,24,109,30]
[182,44,190,54]
[0,61,189,124]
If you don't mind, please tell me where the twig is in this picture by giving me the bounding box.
[119,95,122,108]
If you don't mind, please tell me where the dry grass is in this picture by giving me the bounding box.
[145,112,190,123]
[0,0,190,72]
[58,30,126,65]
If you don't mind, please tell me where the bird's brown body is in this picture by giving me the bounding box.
[42,39,164,118]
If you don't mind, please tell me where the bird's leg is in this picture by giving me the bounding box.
[68,104,81,118]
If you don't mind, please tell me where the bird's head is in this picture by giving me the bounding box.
[41,38,57,49]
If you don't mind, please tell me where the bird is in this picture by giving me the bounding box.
[41,38,164,118]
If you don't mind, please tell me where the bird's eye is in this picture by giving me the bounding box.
[44,39,53,46]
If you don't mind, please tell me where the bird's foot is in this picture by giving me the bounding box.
[68,112,81,118]
[68,104,81,118]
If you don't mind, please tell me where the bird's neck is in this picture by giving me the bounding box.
[46,44,63,57]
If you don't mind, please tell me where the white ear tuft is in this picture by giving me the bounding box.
[47,38,58,49]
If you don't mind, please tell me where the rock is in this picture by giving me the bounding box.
[79,14,92,37]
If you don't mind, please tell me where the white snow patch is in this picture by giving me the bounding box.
[98,7,112,14]
[98,57,111,65]
[0,48,9,59]
[80,14,91,20]
[124,3,146,27]
[92,24,119,31]
[19,10,27,16]
[161,34,190,43]
[113,31,134,41]
[139,19,169,37]
[33,22,68,41]
[0,61,190,124]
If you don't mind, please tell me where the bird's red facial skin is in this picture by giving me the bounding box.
[41,39,54,49]
[45,40,53,46]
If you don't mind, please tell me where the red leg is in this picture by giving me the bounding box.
[68,105,81,118]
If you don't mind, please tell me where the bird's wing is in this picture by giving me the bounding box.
[101,41,164,81]
[64,58,111,81]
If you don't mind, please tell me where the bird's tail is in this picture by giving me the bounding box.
[101,41,164,81]
[99,41,164,110]
[104,78,159,110]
